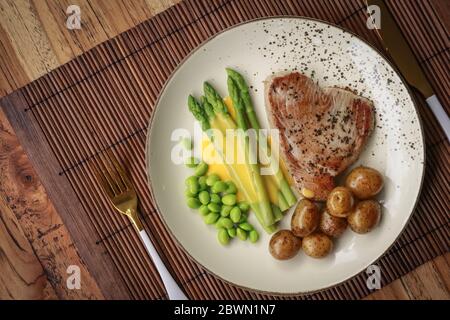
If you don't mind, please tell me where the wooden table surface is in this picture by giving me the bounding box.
[0,0,448,300]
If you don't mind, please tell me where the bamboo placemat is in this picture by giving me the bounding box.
[1,0,448,300]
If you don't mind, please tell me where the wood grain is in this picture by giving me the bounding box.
[401,253,450,299]
[0,0,180,300]
[0,195,56,299]
[0,113,103,299]
[0,0,448,300]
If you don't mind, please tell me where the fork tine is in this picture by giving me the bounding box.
[106,149,133,191]
[100,153,125,195]
[90,160,115,198]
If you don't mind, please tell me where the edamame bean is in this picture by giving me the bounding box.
[230,207,242,223]
[186,176,199,194]
[238,213,248,223]
[206,174,220,186]
[219,217,233,229]
[184,156,198,168]
[207,203,221,213]
[198,191,210,205]
[217,228,230,245]
[199,205,209,216]
[212,181,227,193]
[215,218,224,229]
[180,137,192,150]
[227,228,237,238]
[238,202,250,212]
[185,175,197,186]
[249,230,259,243]
[189,181,199,194]
[215,217,232,229]
[204,213,219,225]
[239,222,253,231]
[194,162,208,176]
[185,189,196,197]
[187,197,201,209]
[222,194,237,206]
[224,181,237,194]
[237,228,248,241]
[198,176,207,190]
[210,193,221,204]
[220,205,233,217]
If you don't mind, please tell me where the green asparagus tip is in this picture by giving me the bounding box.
[203,82,228,114]
[203,81,214,95]
[226,68,249,92]
[187,95,197,114]
[227,77,238,102]
[187,95,210,131]
[225,67,240,78]
[203,82,215,103]
[201,95,215,119]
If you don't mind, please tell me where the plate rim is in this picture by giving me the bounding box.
[144,15,426,296]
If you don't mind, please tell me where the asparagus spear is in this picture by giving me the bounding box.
[226,69,260,130]
[277,190,289,211]
[188,94,276,233]
[188,95,210,131]
[226,68,297,207]
[227,77,275,227]
[226,77,247,130]
[271,204,283,222]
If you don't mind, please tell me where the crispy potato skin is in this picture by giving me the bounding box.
[302,232,333,258]
[269,230,301,260]
[291,199,320,237]
[319,210,348,238]
[326,186,354,217]
[348,200,381,234]
[345,166,384,199]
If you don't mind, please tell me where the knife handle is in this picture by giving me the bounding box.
[426,95,450,142]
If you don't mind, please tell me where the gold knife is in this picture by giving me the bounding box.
[366,0,450,141]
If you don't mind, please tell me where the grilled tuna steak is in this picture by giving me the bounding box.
[265,72,375,201]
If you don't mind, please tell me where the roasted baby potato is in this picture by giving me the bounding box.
[348,200,381,234]
[345,166,384,199]
[269,230,301,260]
[291,199,320,237]
[319,210,348,238]
[326,186,354,217]
[302,232,333,258]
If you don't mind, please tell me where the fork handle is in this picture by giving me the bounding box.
[139,230,188,300]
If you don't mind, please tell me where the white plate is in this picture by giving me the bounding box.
[146,17,424,294]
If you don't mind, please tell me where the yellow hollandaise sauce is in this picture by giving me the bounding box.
[199,97,288,205]
[201,138,245,202]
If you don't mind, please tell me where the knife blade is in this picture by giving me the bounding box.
[366,0,450,141]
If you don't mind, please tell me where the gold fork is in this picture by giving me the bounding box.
[92,151,187,300]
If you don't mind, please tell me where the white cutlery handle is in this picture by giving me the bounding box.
[139,229,188,300]
[426,95,450,142]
